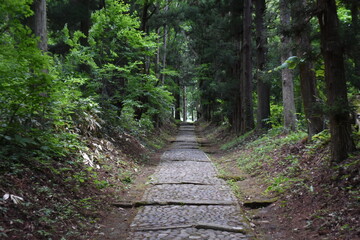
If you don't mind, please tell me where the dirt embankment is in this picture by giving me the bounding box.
[196,122,360,240]
[0,123,177,240]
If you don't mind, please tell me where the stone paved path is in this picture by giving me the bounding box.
[127,123,252,240]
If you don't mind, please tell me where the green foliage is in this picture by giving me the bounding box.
[269,103,284,128]
[265,175,302,194]
[0,0,97,167]
[218,127,313,197]
[0,4,53,132]
[220,130,254,150]
[307,129,331,152]
[226,179,242,199]
[0,13,177,239]
[1,0,175,167]
[233,128,307,174]
[55,0,174,134]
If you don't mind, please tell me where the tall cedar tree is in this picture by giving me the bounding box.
[160,0,169,85]
[140,0,152,74]
[231,3,243,133]
[280,0,297,132]
[240,0,255,133]
[255,0,271,130]
[27,0,47,51]
[183,86,187,121]
[317,0,355,162]
[175,77,181,120]
[292,0,324,138]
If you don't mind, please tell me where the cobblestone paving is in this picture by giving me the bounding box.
[161,149,209,161]
[130,205,245,228]
[149,161,223,185]
[128,124,251,239]
[142,184,236,202]
[130,228,248,240]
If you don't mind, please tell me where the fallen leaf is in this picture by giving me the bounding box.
[3,193,10,200]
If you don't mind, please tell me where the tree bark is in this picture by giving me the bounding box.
[174,78,181,120]
[160,24,168,84]
[233,39,242,133]
[240,0,255,134]
[317,0,355,162]
[280,0,296,132]
[255,0,271,130]
[140,0,150,33]
[156,27,161,78]
[182,86,187,122]
[27,0,47,52]
[140,0,151,74]
[160,1,169,85]
[292,0,324,139]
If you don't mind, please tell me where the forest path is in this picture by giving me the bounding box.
[127,123,252,240]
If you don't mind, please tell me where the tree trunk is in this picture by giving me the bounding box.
[234,93,242,133]
[160,24,168,84]
[160,1,169,85]
[79,0,90,46]
[174,78,181,120]
[317,0,355,162]
[156,27,161,78]
[255,0,271,130]
[240,0,255,134]
[298,60,324,137]
[232,39,242,133]
[140,0,150,33]
[292,0,324,139]
[27,0,47,52]
[175,93,181,120]
[182,86,187,122]
[140,0,151,74]
[280,0,296,132]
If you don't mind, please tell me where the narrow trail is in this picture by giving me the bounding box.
[127,123,252,240]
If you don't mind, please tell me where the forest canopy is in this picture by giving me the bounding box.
[1,0,359,170]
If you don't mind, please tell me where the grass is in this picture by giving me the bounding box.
[265,175,303,194]
[219,127,308,195]
[235,128,307,173]
[207,122,360,239]
[220,130,254,150]
[226,179,243,199]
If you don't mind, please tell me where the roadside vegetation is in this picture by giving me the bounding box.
[1,117,176,239]
[199,122,360,240]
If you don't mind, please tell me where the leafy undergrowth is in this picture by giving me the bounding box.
[0,123,176,240]
[198,122,360,240]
